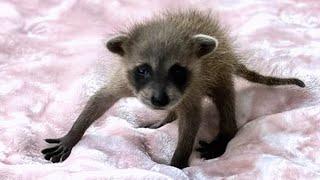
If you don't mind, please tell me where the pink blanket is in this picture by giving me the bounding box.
[1,0,320,179]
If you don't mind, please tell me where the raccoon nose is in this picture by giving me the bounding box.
[151,92,169,107]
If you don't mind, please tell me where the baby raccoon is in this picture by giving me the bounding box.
[42,9,305,168]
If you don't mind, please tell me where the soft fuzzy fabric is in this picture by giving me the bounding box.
[1,0,319,179]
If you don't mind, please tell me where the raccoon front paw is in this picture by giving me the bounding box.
[41,137,74,163]
[197,133,232,159]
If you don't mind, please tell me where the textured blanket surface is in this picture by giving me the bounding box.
[1,0,320,179]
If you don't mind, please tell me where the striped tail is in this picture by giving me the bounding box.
[235,64,305,87]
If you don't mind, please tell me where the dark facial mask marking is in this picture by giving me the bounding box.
[169,64,189,91]
[131,63,152,91]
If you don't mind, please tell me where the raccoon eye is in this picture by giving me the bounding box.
[169,64,188,87]
[135,64,152,79]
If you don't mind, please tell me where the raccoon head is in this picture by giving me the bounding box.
[106,33,218,110]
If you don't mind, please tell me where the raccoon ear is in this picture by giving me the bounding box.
[191,34,218,58]
[106,35,128,56]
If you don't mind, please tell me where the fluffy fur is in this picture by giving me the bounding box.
[42,9,305,169]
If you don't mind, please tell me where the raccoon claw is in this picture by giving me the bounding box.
[41,137,73,163]
[197,133,232,159]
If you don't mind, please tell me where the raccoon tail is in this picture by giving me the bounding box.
[235,63,305,88]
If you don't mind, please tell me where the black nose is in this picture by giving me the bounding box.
[151,92,170,107]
